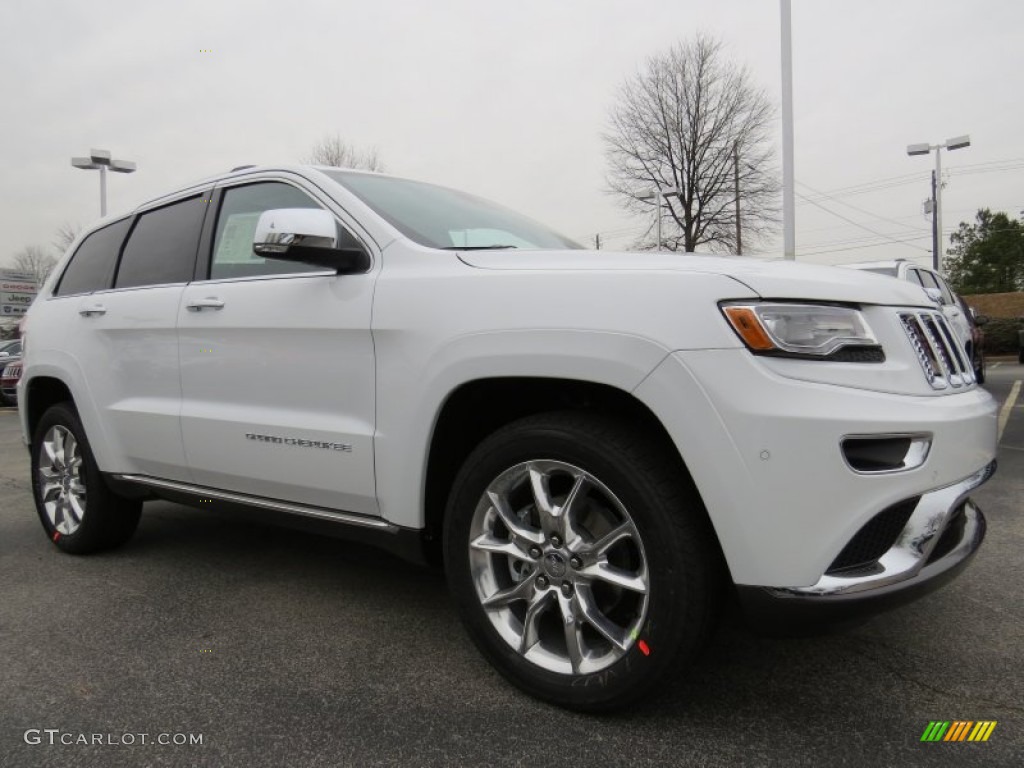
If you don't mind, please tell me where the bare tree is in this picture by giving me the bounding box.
[305,134,385,171]
[52,221,82,256]
[11,245,58,287]
[604,35,779,253]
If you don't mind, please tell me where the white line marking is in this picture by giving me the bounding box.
[990,362,1002,370]
[998,380,1021,442]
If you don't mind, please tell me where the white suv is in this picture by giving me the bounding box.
[19,166,998,711]
[842,260,972,347]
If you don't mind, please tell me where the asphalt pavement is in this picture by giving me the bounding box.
[0,367,1021,767]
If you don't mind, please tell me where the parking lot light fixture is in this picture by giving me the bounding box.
[71,148,136,217]
[638,186,680,251]
[906,135,971,271]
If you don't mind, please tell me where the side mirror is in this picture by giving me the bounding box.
[923,287,943,305]
[973,314,989,326]
[253,208,370,274]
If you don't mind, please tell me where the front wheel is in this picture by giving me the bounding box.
[443,412,720,711]
[31,403,142,554]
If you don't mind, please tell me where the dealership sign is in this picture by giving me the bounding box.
[1,270,38,316]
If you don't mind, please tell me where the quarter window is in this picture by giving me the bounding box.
[54,218,132,296]
[211,183,351,280]
[115,196,206,289]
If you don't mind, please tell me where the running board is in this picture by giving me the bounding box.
[108,474,430,565]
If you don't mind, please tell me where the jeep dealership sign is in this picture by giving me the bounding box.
[1,271,38,316]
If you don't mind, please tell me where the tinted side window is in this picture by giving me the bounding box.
[54,218,132,296]
[210,182,350,280]
[933,273,955,305]
[115,196,206,289]
[905,269,925,287]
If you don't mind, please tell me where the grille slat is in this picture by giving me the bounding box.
[899,310,974,390]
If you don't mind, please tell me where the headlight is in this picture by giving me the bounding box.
[721,302,882,360]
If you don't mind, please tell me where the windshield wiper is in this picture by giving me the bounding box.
[441,245,518,250]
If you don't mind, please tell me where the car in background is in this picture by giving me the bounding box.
[957,296,988,384]
[0,359,21,406]
[0,339,22,406]
[842,259,975,366]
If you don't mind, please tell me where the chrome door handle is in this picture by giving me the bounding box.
[186,297,225,311]
[79,304,106,317]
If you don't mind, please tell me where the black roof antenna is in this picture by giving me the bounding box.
[231,164,256,172]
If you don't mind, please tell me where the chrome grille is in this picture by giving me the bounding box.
[899,310,973,390]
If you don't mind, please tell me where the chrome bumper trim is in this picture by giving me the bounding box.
[771,461,995,597]
[112,474,395,531]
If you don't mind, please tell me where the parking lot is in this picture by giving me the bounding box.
[0,367,1021,767]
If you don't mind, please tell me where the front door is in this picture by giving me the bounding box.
[177,178,378,515]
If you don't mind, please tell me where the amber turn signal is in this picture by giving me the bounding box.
[722,306,776,351]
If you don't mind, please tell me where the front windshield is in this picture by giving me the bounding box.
[324,171,582,251]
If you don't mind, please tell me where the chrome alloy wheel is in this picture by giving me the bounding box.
[468,460,649,675]
[38,425,87,535]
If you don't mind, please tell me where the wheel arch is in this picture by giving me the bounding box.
[24,375,76,448]
[421,376,719,566]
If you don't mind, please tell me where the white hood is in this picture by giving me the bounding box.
[458,250,932,307]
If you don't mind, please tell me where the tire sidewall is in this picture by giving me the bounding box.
[31,404,110,553]
[444,417,709,711]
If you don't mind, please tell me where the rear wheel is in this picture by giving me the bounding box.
[443,412,720,711]
[31,403,142,554]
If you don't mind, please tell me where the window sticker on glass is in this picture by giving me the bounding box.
[215,213,264,264]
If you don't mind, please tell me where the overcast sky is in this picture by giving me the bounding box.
[2,0,1021,269]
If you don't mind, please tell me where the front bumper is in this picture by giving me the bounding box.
[737,461,992,630]
[632,348,998,587]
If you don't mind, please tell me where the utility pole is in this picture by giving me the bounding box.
[934,149,944,272]
[930,170,938,271]
[595,233,601,250]
[733,143,742,255]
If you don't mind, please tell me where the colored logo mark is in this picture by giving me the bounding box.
[920,721,997,742]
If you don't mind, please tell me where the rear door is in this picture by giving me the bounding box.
[57,194,209,479]
[177,176,379,515]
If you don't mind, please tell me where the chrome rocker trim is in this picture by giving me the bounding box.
[111,474,395,531]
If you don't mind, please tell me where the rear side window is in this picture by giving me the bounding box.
[115,196,206,289]
[54,218,132,296]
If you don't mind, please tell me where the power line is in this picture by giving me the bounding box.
[797,156,1024,206]
[800,234,932,258]
[796,180,929,235]
[796,191,930,253]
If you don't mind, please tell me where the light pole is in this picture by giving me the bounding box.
[780,0,795,259]
[907,135,970,272]
[71,149,136,217]
[638,186,680,251]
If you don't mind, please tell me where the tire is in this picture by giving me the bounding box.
[443,411,721,711]
[31,403,142,554]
